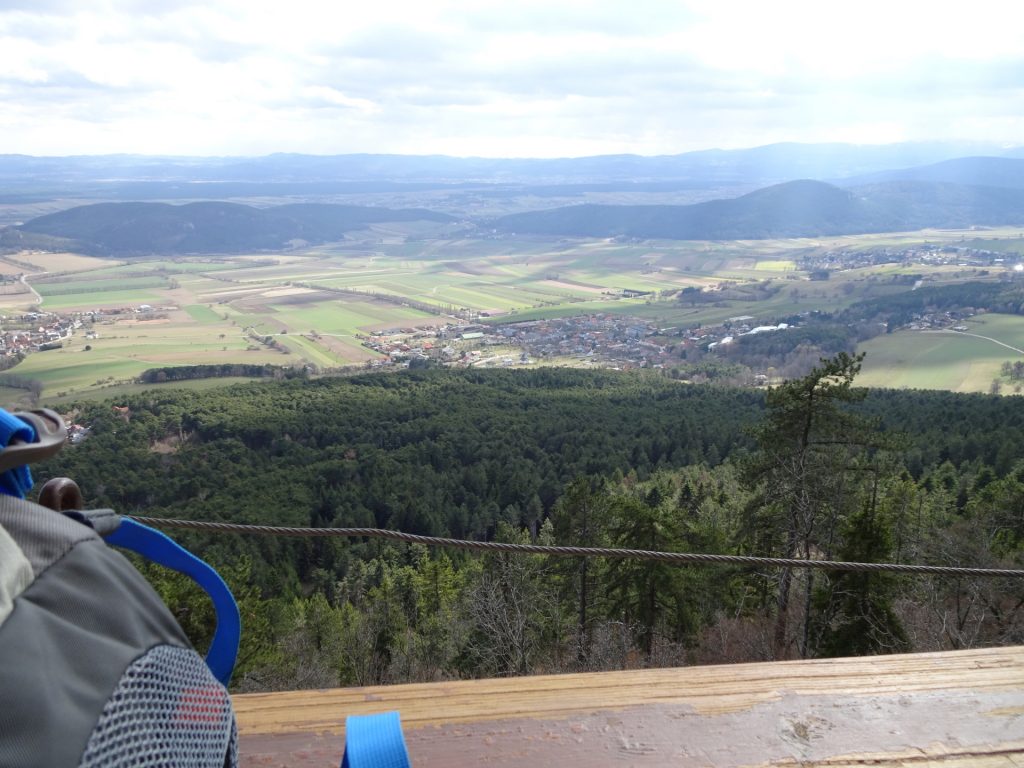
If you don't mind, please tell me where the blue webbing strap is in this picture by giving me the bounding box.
[341,712,411,768]
[0,410,35,499]
[106,517,241,686]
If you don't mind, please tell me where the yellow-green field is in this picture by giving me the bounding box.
[753,260,797,271]
[12,252,118,272]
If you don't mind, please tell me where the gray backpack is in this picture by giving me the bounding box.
[0,408,410,768]
[0,409,239,768]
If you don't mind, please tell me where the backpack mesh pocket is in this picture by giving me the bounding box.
[78,645,237,768]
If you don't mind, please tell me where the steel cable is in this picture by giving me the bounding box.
[130,517,1024,579]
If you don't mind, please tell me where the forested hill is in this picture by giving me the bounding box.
[34,367,1024,686]
[491,179,1024,239]
[39,368,1024,590]
[1,201,455,256]
[42,369,764,580]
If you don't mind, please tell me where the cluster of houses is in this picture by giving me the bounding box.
[490,315,660,365]
[799,244,1023,273]
[353,310,811,372]
[359,326,445,360]
[905,311,972,332]
[357,315,682,370]
[0,312,82,358]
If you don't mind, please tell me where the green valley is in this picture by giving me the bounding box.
[1,225,1022,404]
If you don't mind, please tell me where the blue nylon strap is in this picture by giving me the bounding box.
[106,517,241,686]
[341,712,411,768]
[0,410,36,498]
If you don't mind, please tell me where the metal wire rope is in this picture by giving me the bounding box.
[130,517,1024,579]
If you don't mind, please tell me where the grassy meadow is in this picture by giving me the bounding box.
[858,314,1024,393]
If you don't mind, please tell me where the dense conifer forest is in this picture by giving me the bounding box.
[37,365,1024,690]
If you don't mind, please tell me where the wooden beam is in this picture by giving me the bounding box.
[234,646,1024,767]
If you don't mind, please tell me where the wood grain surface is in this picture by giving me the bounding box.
[234,646,1024,767]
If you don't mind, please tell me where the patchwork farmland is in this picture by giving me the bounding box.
[0,226,1022,402]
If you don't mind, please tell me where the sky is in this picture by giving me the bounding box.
[1,0,1022,158]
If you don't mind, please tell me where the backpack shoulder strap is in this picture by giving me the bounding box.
[105,517,241,686]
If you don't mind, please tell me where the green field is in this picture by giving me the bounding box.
[2,354,159,393]
[276,334,355,368]
[754,260,797,271]
[858,314,1024,393]
[184,304,223,323]
[34,277,170,295]
[269,301,435,334]
[40,289,164,310]
[960,237,1024,255]
[488,299,640,323]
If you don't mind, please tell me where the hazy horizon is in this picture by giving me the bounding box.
[1,139,1021,162]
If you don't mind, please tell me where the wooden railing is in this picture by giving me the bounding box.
[234,645,1024,767]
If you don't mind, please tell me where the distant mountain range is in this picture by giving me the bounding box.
[1,143,1020,197]
[838,157,1024,189]
[490,179,1024,240]
[0,202,455,256]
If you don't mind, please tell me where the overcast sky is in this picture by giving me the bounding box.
[1,0,1022,158]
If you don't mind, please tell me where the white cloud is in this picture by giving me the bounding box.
[0,0,1022,156]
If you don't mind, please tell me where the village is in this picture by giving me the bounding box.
[357,312,800,372]
[0,311,83,360]
[0,302,178,441]
[359,314,666,370]
[798,243,1024,273]
[0,305,169,363]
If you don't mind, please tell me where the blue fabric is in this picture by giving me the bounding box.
[341,712,411,768]
[106,517,241,686]
[0,410,36,498]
